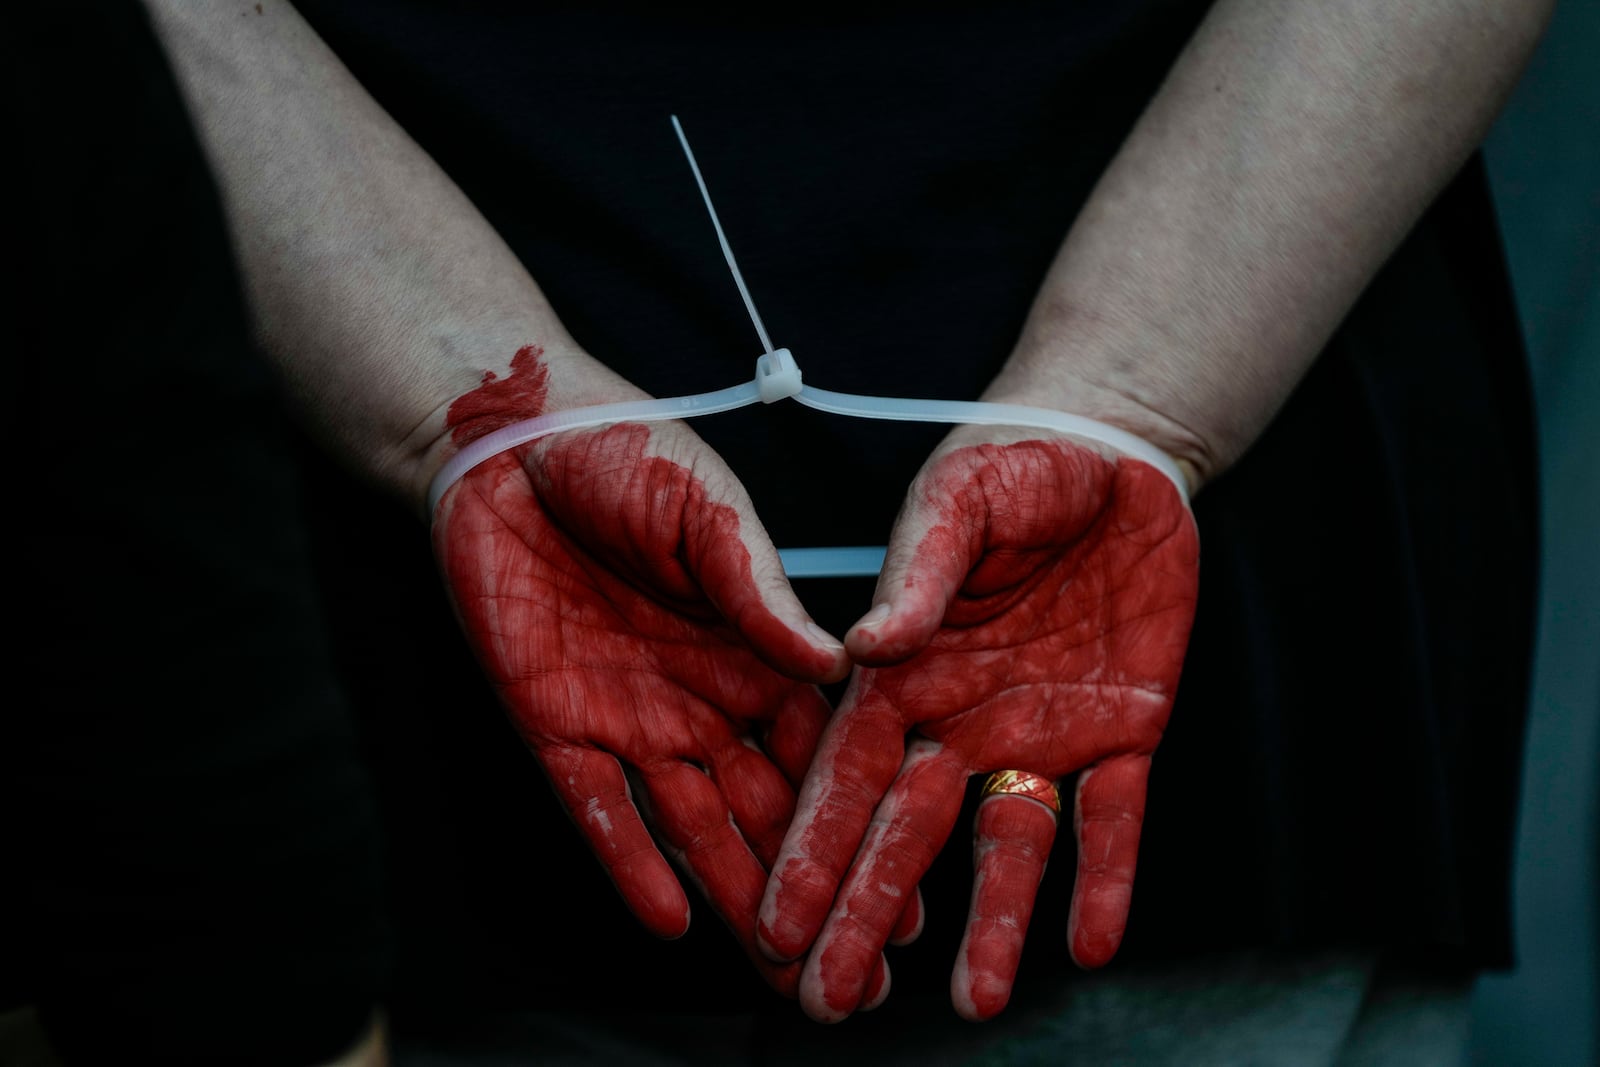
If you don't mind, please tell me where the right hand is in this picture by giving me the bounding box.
[758,427,1199,1021]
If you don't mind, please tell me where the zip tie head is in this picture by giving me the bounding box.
[756,348,803,403]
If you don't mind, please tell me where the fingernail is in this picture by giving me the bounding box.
[856,604,892,629]
[805,621,845,651]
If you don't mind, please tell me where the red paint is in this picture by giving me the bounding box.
[430,347,857,996]
[445,343,551,446]
[889,885,923,945]
[765,437,1199,1022]
[955,794,1058,1020]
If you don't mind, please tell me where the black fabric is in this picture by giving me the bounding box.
[8,5,389,1063]
[281,0,1538,1028]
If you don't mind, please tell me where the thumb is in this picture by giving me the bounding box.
[845,454,987,666]
[679,455,851,686]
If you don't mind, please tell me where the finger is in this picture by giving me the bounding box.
[756,687,920,947]
[712,736,798,869]
[764,684,831,791]
[681,471,850,685]
[844,461,985,667]
[889,885,924,946]
[640,760,806,994]
[538,744,689,939]
[952,790,1059,1021]
[862,955,891,1012]
[757,681,906,963]
[642,760,765,927]
[1067,755,1151,969]
[534,423,848,683]
[799,740,969,1023]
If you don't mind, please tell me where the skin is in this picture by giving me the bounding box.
[758,429,1198,1020]
[144,0,1552,1032]
[137,1,875,994]
[756,0,1552,1023]
[430,342,901,997]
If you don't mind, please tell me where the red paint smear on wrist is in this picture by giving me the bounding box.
[445,343,550,447]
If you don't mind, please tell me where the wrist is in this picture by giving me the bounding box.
[981,326,1218,497]
[409,338,654,517]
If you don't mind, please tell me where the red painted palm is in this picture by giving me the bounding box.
[431,411,895,999]
[758,429,1199,1021]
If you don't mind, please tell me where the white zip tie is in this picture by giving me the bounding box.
[794,385,1191,502]
[425,359,1191,536]
[672,115,775,355]
[425,119,1192,575]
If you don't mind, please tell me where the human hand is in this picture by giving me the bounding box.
[756,426,1199,1021]
[428,346,899,998]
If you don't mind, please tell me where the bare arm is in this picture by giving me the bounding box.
[140,1,858,992]
[141,0,639,513]
[986,0,1554,490]
[763,0,1555,1023]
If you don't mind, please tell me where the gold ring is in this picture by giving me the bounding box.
[979,770,1061,814]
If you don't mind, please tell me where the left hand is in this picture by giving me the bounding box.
[755,426,1200,1022]
[431,395,857,996]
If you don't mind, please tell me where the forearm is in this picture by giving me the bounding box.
[985,0,1552,490]
[141,1,637,512]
